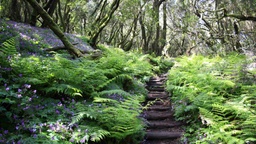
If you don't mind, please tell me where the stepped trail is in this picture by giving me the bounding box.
[141,74,185,144]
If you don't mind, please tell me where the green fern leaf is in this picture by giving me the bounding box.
[0,36,18,55]
[97,89,131,98]
[69,112,97,126]
[90,130,110,142]
[93,97,116,103]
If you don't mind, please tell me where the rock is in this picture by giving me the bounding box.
[0,19,94,54]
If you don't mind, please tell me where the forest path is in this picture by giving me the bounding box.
[141,74,185,144]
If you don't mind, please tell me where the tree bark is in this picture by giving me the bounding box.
[152,0,165,56]
[139,12,148,53]
[25,0,83,57]
[10,0,22,22]
[160,1,167,51]
[41,0,58,28]
[29,0,40,26]
[89,0,120,47]
[224,9,256,22]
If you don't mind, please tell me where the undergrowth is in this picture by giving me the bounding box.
[166,54,256,143]
[0,36,160,143]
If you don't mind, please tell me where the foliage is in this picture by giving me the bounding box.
[0,36,18,55]
[166,54,256,143]
[147,55,175,74]
[0,42,154,143]
[11,54,107,97]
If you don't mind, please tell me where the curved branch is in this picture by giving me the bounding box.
[25,0,83,57]
[226,14,256,22]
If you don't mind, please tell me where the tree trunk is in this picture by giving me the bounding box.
[30,0,40,26]
[139,13,148,53]
[152,0,165,56]
[160,1,167,51]
[41,0,58,28]
[57,0,66,31]
[25,0,83,58]
[89,0,120,47]
[233,22,242,52]
[10,0,22,22]
[123,15,139,51]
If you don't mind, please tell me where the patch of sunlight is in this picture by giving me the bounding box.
[29,56,40,62]
[226,100,250,114]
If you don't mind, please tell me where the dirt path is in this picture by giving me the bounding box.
[141,74,185,144]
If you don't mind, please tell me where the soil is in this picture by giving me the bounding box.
[141,74,186,144]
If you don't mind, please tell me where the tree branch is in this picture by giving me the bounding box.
[226,14,256,22]
[25,0,83,57]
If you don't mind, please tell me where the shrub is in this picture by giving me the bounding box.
[166,54,256,143]
[1,43,154,143]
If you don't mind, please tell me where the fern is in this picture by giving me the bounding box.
[96,89,131,98]
[97,74,133,90]
[70,96,144,142]
[69,102,98,126]
[0,36,18,55]
[166,54,256,143]
[241,115,256,141]
[45,83,83,97]
[93,97,117,103]
[69,111,97,126]
[90,130,110,142]
[69,124,110,144]
[199,107,223,126]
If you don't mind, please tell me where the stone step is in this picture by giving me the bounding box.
[146,105,171,111]
[141,75,184,144]
[144,112,173,120]
[150,76,167,80]
[147,121,183,128]
[141,139,180,144]
[149,91,167,94]
[152,100,171,106]
[147,87,165,91]
[147,81,165,85]
[149,78,166,82]
[146,85,165,90]
[147,94,168,100]
[148,91,168,96]
[145,131,183,140]
[147,81,164,86]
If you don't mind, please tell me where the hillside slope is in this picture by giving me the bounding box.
[0,19,93,54]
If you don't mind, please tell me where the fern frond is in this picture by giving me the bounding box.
[241,115,256,140]
[97,74,133,90]
[97,89,131,98]
[93,97,117,103]
[0,36,18,55]
[69,112,97,126]
[199,107,223,126]
[90,130,110,142]
[45,84,82,96]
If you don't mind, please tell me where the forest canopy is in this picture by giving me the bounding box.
[1,0,256,56]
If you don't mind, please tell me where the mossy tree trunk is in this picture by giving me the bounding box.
[152,0,165,56]
[25,0,83,58]
[89,0,120,48]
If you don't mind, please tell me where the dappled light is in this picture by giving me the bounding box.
[1,0,256,143]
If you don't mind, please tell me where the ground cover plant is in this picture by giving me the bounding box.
[166,54,256,143]
[0,32,157,143]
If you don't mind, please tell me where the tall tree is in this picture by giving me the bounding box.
[151,0,165,56]
[89,0,121,47]
[10,0,22,22]
[41,0,58,27]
